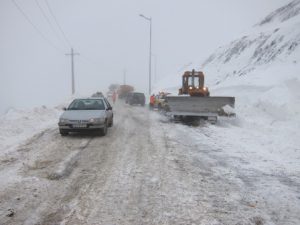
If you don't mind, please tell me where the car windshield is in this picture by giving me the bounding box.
[68,99,105,110]
[188,76,199,86]
[133,93,144,97]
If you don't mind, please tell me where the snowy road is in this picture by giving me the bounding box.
[0,103,299,225]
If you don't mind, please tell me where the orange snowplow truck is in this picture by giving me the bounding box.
[165,69,235,123]
[179,70,210,97]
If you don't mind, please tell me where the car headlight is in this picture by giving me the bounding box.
[89,118,105,123]
[189,86,193,90]
[59,118,69,123]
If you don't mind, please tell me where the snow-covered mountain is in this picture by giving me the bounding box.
[202,0,300,87]
[258,0,300,26]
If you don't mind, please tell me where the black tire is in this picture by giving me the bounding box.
[100,122,108,136]
[158,104,162,110]
[164,105,170,112]
[59,129,68,136]
[108,118,113,127]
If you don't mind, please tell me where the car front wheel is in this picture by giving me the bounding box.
[100,122,108,136]
[108,118,113,127]
[59,129,68,136]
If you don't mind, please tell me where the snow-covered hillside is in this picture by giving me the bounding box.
[202,0,300,88]
[156,1,300,91]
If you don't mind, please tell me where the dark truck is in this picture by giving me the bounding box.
[126,92,145,106]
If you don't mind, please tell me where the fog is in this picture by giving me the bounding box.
[0,0,286,113]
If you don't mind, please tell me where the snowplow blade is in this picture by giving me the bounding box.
[165,96,235,117]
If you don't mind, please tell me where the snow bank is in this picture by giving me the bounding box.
[0,106,61,157]
[0,94,93,158]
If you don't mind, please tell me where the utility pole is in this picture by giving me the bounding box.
[65,48,79,95]
[149,18,152,95]
[152,53,157,83]
[140,14,152,95]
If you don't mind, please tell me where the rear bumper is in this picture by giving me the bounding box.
[129,100,145,105]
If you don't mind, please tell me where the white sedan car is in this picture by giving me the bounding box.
[58,98,113,136]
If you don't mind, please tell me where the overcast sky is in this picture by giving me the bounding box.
[0,0,288,113]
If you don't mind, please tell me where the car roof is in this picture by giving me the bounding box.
[71,97,113,104]
[73,97,106,100]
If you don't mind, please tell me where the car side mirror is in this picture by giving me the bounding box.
[63,107,67,111]
[107,106,112,110]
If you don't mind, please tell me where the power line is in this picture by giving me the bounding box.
[34,0,68,49]
[44,0,72,48]
[13,0,103,82]
[42,1,98,69]
[11,0,64,53]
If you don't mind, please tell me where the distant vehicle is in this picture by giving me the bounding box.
[117,85,134,99]
[126,92,145,106]
[151,92,171,110]
[125,92,132,104]
[91,92,104,97]
[58,97,113,136]
[106,91,113,98]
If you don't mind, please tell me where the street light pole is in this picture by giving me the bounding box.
[152,53,157,83]
[140,14,152,95]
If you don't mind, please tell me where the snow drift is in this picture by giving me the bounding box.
[0,106,61,157]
